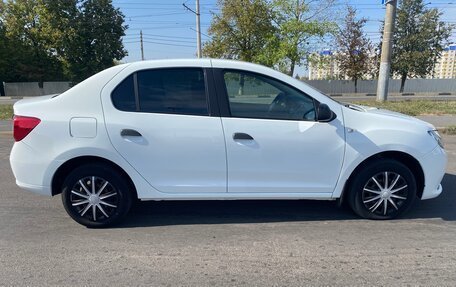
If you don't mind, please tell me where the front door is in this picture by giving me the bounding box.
[219,70,345,194]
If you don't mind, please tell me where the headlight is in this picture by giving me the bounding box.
[428,129,444,149]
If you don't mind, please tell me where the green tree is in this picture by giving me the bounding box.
[267,0,337,75]
[202,0,275,64]
[0,0,127,84]
[64,0,127,82]
[40,0,79,59]
[392,0,453,92]
[0,20,30,82]
[2,0,65,82]
[0,19,9,96]
[335,6,373,93]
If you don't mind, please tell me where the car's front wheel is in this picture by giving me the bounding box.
[348,159,417,220]
[61,163,133,228]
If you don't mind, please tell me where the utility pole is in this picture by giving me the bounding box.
[140,30,144,61]
[183,1,202,58]
[376,0,397,102]
[196,0,202,58]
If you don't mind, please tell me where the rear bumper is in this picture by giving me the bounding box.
[15,180,51,196]
[420,146,447,200]
[10,141,60,196]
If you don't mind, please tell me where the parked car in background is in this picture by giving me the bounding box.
[10,59,447,227]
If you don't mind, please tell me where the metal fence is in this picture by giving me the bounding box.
[3,82,71,97]
[2,78,456,98]
[303,79,456,94]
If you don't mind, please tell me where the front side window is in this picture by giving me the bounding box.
[137,68,208,116]
[223,71,316,121]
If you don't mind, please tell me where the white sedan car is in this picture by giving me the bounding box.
[10,59,447,227]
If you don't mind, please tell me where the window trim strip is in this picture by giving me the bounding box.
[133,72,140,112]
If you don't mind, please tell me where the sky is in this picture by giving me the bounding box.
[113,0,456,76]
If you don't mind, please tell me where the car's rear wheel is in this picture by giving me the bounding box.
[348,159,417,219]
[61,163,133,228]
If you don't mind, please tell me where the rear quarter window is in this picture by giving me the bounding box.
[111,75,136,112]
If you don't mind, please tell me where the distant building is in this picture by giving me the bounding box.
[431,45,456,79]
[308,50,342,80]
[309,45,456,80]
[307,49,376,80]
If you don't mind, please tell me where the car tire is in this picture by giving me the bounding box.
[61,163,133,228]
[347,159,417,220]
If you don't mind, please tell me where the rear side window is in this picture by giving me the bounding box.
[111,75,136,112]
[137,68,208,116]
[111,68,209,116]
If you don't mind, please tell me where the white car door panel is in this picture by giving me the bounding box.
[222,118,345,193]
[106,113,227,193]
[102,65,227,194]
[218,69,346,193]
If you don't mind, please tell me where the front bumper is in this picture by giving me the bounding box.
[420,145,447,200]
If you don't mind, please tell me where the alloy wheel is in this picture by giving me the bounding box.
[362,171,409,216]
[69,176,119,222]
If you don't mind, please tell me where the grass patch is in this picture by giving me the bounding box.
[442,125,456,135]
[352,100,456,116]
[0,105,13,120]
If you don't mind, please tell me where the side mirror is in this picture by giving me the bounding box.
[317,103,336,122]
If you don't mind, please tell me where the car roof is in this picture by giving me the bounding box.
[125,58,270,71]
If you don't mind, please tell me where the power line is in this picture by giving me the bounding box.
[141,37,198,44]
[142,40,195,48]
[124,33,197,40]
[189,27,212,39]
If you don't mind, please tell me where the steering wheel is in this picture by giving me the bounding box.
[303,108,316,120]
[268,92,287,114]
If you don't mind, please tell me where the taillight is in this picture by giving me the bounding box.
[13,115,41,142]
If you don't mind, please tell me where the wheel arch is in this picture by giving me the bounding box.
[51,156,138,199]
[341,151,425,202]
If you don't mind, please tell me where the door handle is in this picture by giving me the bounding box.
[121,129,142,137]
[233,133,254,140]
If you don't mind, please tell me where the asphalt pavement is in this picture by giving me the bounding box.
[417,115,456,128]
[0,120,11,132]
[336,94,456,102]
[0,98,18,105]
[1,124,456,285]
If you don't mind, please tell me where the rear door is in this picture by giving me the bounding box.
[102,63,227,194]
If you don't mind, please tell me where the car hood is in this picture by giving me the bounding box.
[344,103,435,130]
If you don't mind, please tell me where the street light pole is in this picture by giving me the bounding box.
[376,0,397,102]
